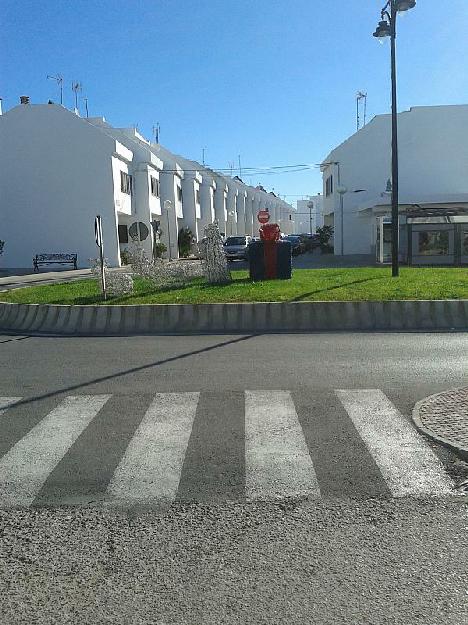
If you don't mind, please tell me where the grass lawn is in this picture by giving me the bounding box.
[1,267,467,305]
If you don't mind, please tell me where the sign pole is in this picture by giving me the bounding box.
[95,215,107,300]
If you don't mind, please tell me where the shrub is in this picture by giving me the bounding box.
[178,227,193,258]
[154,242,167,259]
[316,226,334,254]
[120,248,131,265]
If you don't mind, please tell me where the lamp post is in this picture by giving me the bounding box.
[373,0,416,277]
[164,199,173,260]
[336,186,348,255]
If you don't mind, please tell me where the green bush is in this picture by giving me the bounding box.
[178,227,193,258]
[316,226,334,254]
[154,242,167,259]
[120,248,131,265]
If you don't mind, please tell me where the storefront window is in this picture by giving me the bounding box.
[418,231,449,255]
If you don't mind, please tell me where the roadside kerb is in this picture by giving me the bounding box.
[0,299,467,335]
[413,387,468,462]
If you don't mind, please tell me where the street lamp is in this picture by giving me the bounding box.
[373,0,416,277]
[163,199,173,260]
[336,186,348,255]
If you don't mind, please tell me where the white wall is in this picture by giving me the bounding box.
[0,104,129,268]
[296,195,323,233]
[322,105,468,255]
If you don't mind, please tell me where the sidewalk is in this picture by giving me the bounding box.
[0,268,93,291]
[413,387,468,464]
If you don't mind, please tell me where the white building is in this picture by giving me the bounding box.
[172,155,204,244]
[321,105,468,265]
[0,102,138,268]
[296,195,324,234]
[86,120,164,261]
[0,98,295,267]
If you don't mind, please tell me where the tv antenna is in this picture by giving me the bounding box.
[152,123,160,144]
[71,81,82,113]
[356,91,367,131]
[47,74,63,104]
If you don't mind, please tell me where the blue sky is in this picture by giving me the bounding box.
[2,0,467,203]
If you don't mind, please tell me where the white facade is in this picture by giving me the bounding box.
[296,195,324,233]
[0,103,134,268]
[0,100,295,268]
[151,144,185,259]
[87,120,164,260]
[321,105,468,256]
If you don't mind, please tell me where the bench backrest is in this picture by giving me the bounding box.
[35,253,77,262]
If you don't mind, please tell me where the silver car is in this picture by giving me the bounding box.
[223,235,252,261]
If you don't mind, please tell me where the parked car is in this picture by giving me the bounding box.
[223,235,252,261]
[283,234,304,256]
[299,233,321,252]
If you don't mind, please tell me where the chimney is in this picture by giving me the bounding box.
[20,95,30,105]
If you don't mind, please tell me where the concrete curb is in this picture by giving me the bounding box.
[0,299,467,336]
[413,387,468,462]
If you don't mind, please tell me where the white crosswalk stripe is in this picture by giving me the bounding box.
[336,389,453,497]
[0,397,22,415]
[245,390,321,500]
[106,392,199,504]
[0,389,456,506]
[0,395,111,506]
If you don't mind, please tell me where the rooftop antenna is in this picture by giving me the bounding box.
[356,91,367,131]
[228,161,234,176]
[238,155,242,179]
[84,97,89,118]
[202,147,207,166]
[47,74,63,105]
[152,123,160,144]
[71,81,82,114]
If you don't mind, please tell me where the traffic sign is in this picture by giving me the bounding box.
[257,210,270,224]
[129,221,150,241]
[94,215,103,247]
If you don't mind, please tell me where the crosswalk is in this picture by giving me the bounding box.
[0,390,455,508]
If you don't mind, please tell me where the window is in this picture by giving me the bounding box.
[418,231,449,256]
[196,189,201,204]
[150,176,160,197]
[120,171,132,195]
[325,175,334,197]
[118,224,129,244]
[177,186,183,202]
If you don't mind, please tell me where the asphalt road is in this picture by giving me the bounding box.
[1,331,468,624]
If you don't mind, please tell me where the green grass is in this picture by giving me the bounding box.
[1,268,467,305]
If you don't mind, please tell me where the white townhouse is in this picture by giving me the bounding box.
[150,144,187,260]
[86,120,164,261]
[0,102,139,268]
[321,104,468,265]
[244,186,258,236]
[209,170,229,237]
[231,177,248,236]
[225,179,239,237]
[171,155,204,243]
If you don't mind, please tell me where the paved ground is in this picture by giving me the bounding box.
[414,386,468,462]
[1,332,467,624]
[0,268,93,290]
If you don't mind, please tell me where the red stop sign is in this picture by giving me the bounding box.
[257,210,270,224]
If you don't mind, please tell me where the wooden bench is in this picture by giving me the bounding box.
[33,253,78,272]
